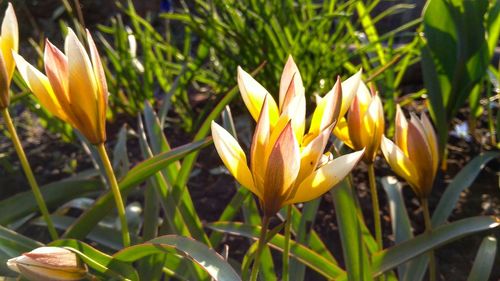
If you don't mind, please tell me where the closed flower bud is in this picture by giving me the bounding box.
[381,106,439,198]
[13,28,108,144]
[7,247,87,281]
[334,80,385,163]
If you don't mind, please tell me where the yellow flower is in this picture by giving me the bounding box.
[7,246,87,281]
[0,3,18,109]
[212,56,364,216]
[381,105,439,198]
[333,79,384,163]
[13,28,108,144]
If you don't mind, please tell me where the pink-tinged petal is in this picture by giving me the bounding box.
[394,105,408,154]
[263,122,300,215]
[280,77,306,143]
[339,69,362,117]
[309,76,342,139]
[407,114,435,194]
[237,66,279,126]
[251,95,271,195]
[381,136,421,195]
[44,39,69,103]
[279,55,304,110]
[420,112,439,175]
[361,95,384,162]
[286,149,364,204]
[296,124,333,184]
[0,2,18,80]
[264,113,291,158]
[13,52,68,122]
[0,52,9,108]
[86,29,108,142]
[211,121,258,198]
[347,93,364,150]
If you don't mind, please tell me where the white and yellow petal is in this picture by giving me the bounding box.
[380,136,419,189]
[309,77,342,139]
[211,121,258,197]
[0,2,18,80]
[250,95,271,194]
[237,66,279,126]
[286,149,364,204]
[13,52,68,122]
[339,69,362,117]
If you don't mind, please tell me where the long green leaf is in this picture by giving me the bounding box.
[113,235,241,281]
[50,239,139,281]
[208,222,346,280]
[371,216,500,276]
[63,139,211,239]
[331,179,371,281]
[432,152,499,226]
[466,236,497,281]
[0,179,102,225]
[381,176,413,278]
[0,225,43,275]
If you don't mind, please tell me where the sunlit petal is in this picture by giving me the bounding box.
[394,105,408,153]
[339,69,362,117]
[211,121,258,198]
[44,40,69,104]
[309,77,342,138]
[296,124,333,184]
[333,117,353,148]
[237,66,279,125]
[251,95,271,195]
[286,149,364,204]
[86,29,108,142]
[380,136,420,191]
[0,3,18,80]
[65,28,98,128]
[279,55,304,110]
[13,52,68,122]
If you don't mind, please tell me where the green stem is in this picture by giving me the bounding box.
[282,205,292,281]
[249,215,270,281]
[1,108,58,240]
[96,143,130,247]
[368,163,382,249]
[422,198,436,281]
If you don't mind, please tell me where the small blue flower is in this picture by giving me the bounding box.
[451,122,471,142]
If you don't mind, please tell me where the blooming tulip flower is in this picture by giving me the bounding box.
[13,28,108,144]
[381,105,439,198]
[212,56,364,216]
[13,29,131,246]
[0,3,18,109]
[7,247,87,281]
[334,80,384,163]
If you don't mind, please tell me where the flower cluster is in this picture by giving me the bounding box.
[212,57,365,216]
